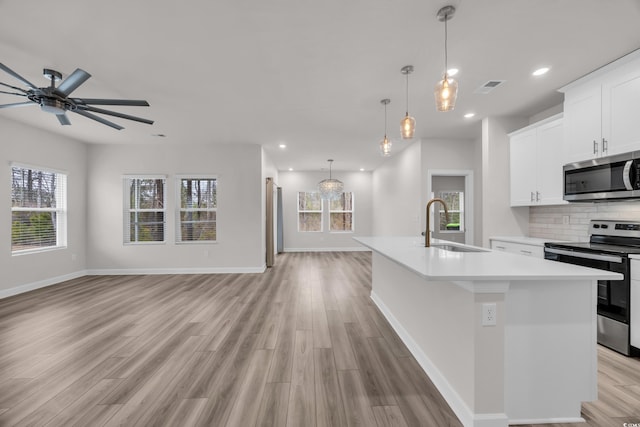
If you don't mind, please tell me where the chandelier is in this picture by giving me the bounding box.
[318,159,344,200]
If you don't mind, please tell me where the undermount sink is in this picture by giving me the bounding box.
[430,243,488,253]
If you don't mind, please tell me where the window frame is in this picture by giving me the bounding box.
[11,163,67,255]
[176,175,218,244]
[123,175,167,245]
[297,191,323,233]
[329,191,354,233]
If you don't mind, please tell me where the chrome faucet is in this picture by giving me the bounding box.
[425,198,449,247]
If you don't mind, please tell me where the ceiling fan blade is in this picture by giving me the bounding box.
[1,81,28,93]
[56,113,71,126]
[0,89,27,97]
[0,63,38,89]
[73,109,123,130]
[55,68,91,97]
[0,101,35,109]
[72,98,150,107]
[80,105,154,125]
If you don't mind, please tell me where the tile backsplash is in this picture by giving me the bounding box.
[529,202,640,242]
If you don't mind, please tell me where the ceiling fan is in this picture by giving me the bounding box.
[0,63,153,130]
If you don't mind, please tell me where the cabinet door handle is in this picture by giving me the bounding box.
[593,140,598,155]
[530,191,535,202]
[495,245,506,250]
[536,191,540,202]
[520,250,532,255]
[602,138,608,153]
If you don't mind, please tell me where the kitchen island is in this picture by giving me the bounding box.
[354,236,621,427]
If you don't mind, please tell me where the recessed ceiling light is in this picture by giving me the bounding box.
[532,67,549,76]
[359,168,365,172]
[279,144,287,149]
[288,167,293,171]
[447,68,459,76]
[464,113,475,118]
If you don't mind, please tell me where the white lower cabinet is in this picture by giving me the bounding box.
[631,260,640,349]
[490,239,544,258]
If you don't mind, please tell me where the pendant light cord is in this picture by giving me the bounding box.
[405,72,409,114]
[384,102,388,137]
[444,13,449,77]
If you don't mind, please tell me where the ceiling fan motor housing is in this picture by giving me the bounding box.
[39,97,67,114]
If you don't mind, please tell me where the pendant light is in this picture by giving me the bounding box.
[434,5,458,112]
[380,98,392,157]
[318,159,344,200]
[400,65,416,139]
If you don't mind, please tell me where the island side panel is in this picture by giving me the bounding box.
[369,252,507,426]
[504,279,598,423]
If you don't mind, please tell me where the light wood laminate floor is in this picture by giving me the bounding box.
[0,252,639,427]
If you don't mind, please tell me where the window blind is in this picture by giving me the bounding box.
[11,165,67,253]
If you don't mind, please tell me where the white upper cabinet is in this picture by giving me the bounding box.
[562,50,640,163]
[510,114,565,207]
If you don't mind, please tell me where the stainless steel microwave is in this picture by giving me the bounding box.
[563,151,640,201]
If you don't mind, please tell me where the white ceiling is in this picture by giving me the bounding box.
[1,0,640,172]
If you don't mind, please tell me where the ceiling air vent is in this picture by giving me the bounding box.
[474,80,506,94]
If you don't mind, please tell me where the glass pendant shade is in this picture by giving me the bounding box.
[379,136,392,157]
[318,159,344,200]
[434,74,458,112]
[400,113,416,139]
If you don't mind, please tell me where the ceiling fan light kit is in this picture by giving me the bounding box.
[435,5,458,112]
[0,63,153,130]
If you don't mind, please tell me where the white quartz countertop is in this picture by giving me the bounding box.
[489,235,560,247]
[354,236,621,281]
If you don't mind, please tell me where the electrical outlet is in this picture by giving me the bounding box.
[562,215,570,225]
[482,303,497,326]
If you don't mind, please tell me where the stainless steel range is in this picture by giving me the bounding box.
[544,219,640,356]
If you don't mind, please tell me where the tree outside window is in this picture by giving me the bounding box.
[298,192,322,232]
[124,177,166,243]
[178,177,217,242]
[11,165,67,253]
[330,192,354,232]
[438,191,464,231]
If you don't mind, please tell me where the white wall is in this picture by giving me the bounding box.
[421,138,478,245]
[1,118,88,297]
[86,143,265,273]
[372,138,480,239]
[278,170,372,251]
[481,117,530,247]
[372,140,423,236]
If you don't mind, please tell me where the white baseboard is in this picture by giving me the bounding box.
[87,265,267,275]
[509,417,585,425]
[283,247,370,253]
[370,291,509,427]
[0,270,88,300]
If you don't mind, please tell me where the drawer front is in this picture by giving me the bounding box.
[490,240,544,258]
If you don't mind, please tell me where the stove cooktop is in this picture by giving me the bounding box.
[544,241,640,256]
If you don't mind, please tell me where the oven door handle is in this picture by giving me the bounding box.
[544,247,623,263]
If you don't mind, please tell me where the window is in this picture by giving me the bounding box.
[329,192,354,232]
[124,176,166,243]
[11,165,67,253]
[438,191,464,232]
[298,192,322,232]
[177,177,217,243]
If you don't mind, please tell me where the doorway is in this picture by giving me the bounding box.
[427,170,474,245]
